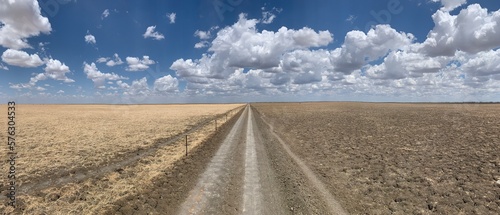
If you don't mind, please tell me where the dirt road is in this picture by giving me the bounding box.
[175,105,347,214]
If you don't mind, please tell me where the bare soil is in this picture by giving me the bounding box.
[252,102,500,214]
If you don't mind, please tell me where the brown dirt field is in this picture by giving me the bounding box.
[252,102,500,214]
[0,104,244,214]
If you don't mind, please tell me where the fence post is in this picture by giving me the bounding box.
[215,119,217,131]
[185,135,188,156]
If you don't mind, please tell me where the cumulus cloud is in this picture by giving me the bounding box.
[84,62,128,88]
[431,0,467,12]
[169,9,500,101]
[461,50,500,77]
[154,75,179,93]
[106,53,123,67]
[85,32,96,44]
[96,54,124,66]
[44,59,74,83]
[195,14,331,74]
[333,25,415,74]
[123,77,150,96]
[1,49,44,67]
[167,13,176,24]
[194,30,212,40]
[143,26,164,40]
[10,75,41,90]
[194,41,210,49]
[419,4,500,56]
[172,13,333,88]
[126,56,155,71]
[366,50,449,80]
[194,27,219,49]
[10,58,74,90]
[279,49,333,84]
[0,0,52,49]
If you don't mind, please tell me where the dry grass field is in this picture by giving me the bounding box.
[253,102,500,214]
[0,104,244,213]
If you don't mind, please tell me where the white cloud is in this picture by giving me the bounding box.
[96,57,108,63]
[57,90,64,94]
[431,0,467,12]
[194,41,210,49]
[333,25,415,74]
[96,53,124,66]
[0,0,52,49]
[116,80,129,89]
[167,13,176,24]
[194,27,219,48]
[1,49,44,67]
[167,12,500,100]
[124,77,150,96]
[212,14,331,70]
[28,73,46,86]
[9,58,74,90]
[101,9,110,19]
[126,56,155,71]
[172,13,334,86]
[106,53,124,67]
[83,62,128,88]
[85,33,96,44]
[194,30,212,40]
[195,26,219,39]
[261,7,281,24]
[44,59,74,83]
[279,49,334,84]
[261,11,276,24]
[366,50,449,80]
[154,75,179,93]
[462,49,500,77]
[419,4,500,56]
[143,26,164,40]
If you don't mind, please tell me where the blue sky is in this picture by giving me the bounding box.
[1,0,500,103]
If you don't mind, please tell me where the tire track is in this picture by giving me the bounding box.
[242,106,262,214]
[177,106,248,214]
[258,112,348,215]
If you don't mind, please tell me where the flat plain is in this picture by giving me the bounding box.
[252,102,500,214]
[0,104,243,213]
[2,102,499,214]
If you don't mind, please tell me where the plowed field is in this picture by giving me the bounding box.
[253,102,500,214]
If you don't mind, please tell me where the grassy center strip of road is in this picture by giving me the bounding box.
[258,111,349,215]
[242,106,262,214]
[178,106,248,214]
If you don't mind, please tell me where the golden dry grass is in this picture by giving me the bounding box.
[0,104,243,210]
